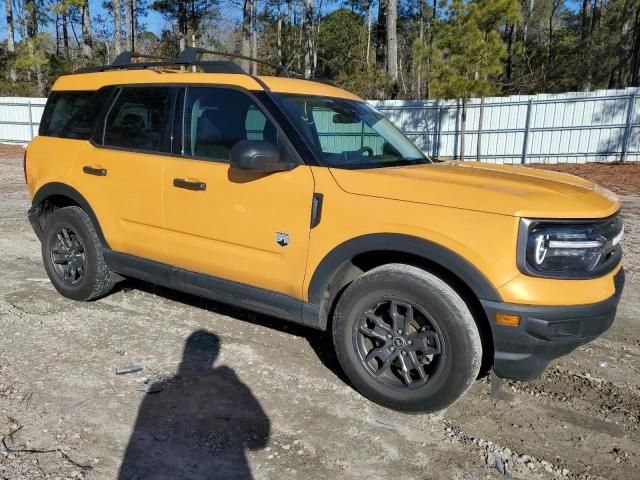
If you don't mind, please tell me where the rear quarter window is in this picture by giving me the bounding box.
[39,88,114,140]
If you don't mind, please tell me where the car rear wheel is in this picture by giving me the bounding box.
[42,206,114,301]
[332,264,482,412]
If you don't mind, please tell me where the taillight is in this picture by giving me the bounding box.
[23,149,28,184]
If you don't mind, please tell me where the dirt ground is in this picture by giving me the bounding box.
[1,148,639,480]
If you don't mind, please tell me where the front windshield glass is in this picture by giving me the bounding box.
[274,94,430,169]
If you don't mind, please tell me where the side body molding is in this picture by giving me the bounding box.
[308,233,502,307]
[29,182,109,248]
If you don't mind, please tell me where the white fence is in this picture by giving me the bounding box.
[2,88,639,163]
[0,97,46,143]
[370,87,640,163]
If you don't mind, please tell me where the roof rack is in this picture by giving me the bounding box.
[73,48,290,77]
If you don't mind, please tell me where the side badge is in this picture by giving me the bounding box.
[275,232,290,248]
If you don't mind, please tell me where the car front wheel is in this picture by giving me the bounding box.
[332,264,482,412]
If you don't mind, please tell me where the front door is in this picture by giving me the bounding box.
[163,86,315,298]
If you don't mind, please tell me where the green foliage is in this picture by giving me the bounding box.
[429,0,521,100]
[151,0,218,37]
[317,9,368,78]
[336,65,395,100]
[2,0,640,99]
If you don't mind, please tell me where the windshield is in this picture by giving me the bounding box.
[273,94,430,169]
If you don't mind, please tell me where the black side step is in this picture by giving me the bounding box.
[103,250,324,330]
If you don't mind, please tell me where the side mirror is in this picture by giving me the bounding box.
[229,140,294,172]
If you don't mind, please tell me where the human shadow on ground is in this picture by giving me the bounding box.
[118,330,270,480]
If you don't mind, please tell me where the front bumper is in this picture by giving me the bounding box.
[482,268,625,381]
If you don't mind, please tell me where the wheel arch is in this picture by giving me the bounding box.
[30,182,109,248]
[307,234,499,371]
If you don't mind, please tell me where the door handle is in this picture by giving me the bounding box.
[173,178,207,191]
[83,166,107,176]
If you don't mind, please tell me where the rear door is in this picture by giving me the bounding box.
[70,86,175,263]
[163,86,315,298]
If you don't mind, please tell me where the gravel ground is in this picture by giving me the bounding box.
[1,147,639,479]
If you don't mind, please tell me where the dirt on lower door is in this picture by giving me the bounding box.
[1,152,639,479]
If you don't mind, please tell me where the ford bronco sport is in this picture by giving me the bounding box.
[26,49,625,412]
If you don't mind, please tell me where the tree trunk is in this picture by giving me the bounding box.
[241,0,252,72]
[581,0,591,41]
[387,0,398,81]
[4,0,14,52]
[523,0,534,45]
[416,5,424,99]
[124,0,132,51]
[5,0,15,80]
[460,98,467,162]
[251,0,258,75]
[612,0,635,87]
[304,0,314,78]
[376,0,387,68]
[505,23,516,84]
[366,0,372,66]
[56,13,60,56]
[631,7,640,87]
[476,97,484,162]
[81,1,93,60]
[114,0,122,55]
[591,0,602,34]
[277,15,283,65]
[132,0,137,49]
[26,0,37,38]
[26,0,45,96]
[62,12,70,60]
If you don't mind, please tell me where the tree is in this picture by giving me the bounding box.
[431,0,520,160]
[151,0,218,48]
[125,0,132,50]
[317,9,366,79]
[303,0,315,78]
[387,0,398,81]
[114,0,123,54]
[241,0,251,71]
[4,0,16,80]
[77,0,93,59]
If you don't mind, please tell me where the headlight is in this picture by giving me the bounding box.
[518,216,623,279]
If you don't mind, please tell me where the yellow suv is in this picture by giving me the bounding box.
[25,49,624,412]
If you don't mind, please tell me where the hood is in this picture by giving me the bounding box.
[330,161,620,218]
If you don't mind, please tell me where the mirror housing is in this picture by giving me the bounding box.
[229,140,294,172]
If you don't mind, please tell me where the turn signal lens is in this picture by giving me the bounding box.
[495,313,520,327]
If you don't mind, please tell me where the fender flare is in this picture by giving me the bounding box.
[307,233,502,306]
[31,182,109,248]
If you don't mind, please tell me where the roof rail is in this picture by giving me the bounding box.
[111,52,173,66]
[73,48,290,78]
[178,47,290,77]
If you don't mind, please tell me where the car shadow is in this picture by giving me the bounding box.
[119,330,270,479]
[114,279,351,386]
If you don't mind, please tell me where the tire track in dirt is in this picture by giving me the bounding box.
[445,370,640,480]
[504,366,640,436]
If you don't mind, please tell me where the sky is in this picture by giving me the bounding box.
[0,0,584,44]
[0,1,171,42]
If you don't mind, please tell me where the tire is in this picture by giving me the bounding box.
[332,264,482,412]
[41,206,114,301]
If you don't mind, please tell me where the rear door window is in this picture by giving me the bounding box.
[39,88,114,139]
[103,87,172,153]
